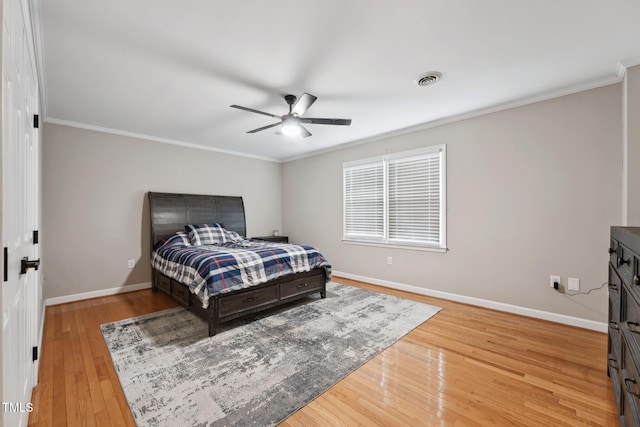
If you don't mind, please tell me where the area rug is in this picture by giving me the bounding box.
[101,282,441,426]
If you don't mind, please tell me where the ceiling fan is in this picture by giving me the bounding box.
[230,93,351,138]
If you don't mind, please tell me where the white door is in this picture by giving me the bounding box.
[2,0,41,425]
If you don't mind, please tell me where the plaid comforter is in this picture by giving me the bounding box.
[151,232,332,308]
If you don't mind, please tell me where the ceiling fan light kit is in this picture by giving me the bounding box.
[281,117,301,136]
[230,93,352,138]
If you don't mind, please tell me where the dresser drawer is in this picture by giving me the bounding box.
[611,265,622,322]
[622,285,640,377]
[617,244,638,284]
[281,274,324,300]
[218,284,279,317]
[622,333,640,426]
[624,285,640,328]
[625,267,640,318]
[609,346,623,413]
[611,297,622,354]
[171,282,191,306]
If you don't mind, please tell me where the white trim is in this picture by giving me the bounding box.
[621,57,640,70]
[44,117,281,163]
[617,62,628,80]
[45,282,152,306]
[342,239,447,253]
[438,147,447,248]
[332,271,607,332]
[623,68,628,225]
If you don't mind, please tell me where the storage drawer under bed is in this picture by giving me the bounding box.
[171,281,191,306]
[156,274,171,294]
[217,284,279,317]
[155,272,191,307]
[280,273,324,300]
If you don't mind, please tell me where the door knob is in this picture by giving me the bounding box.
[20,257,40,275]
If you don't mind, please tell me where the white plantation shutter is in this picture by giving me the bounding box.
[343,145,446,250]
[343,160,385,241]
[388,150,442,245]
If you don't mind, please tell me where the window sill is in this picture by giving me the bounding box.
[342,239,448,253]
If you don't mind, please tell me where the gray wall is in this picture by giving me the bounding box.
[283,84,622,322]
[42,123,283,299]
[626,65,640,224]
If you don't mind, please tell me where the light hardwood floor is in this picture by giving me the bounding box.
[28,277,617,426]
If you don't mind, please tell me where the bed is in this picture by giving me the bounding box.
[148,191,330,336]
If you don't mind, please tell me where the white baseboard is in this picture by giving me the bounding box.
[43,274,607,331]
[332,271,607,332]
[45,282,152,306]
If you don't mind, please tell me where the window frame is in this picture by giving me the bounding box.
[342,145,447,252]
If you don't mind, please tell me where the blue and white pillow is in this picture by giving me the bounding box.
[185,223,227,246]
[223,229,245,243]
[157,231,191,248]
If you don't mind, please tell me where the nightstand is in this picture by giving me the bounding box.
[252,235,289,243]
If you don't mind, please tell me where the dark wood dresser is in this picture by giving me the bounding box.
[609,226,640,425]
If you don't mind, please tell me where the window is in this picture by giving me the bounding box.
[343,145,446,251]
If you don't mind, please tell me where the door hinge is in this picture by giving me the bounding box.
[32,346,38,362]
[33,230,39,244]
[3,247,7,282]
[33,114,39,129]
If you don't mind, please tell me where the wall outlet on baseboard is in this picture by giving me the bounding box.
[550,275,561,289]
[128,259,135,269]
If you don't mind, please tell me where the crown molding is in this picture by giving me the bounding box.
[617,57,640,80]
[621,56,640,69]
[44,117,282,163]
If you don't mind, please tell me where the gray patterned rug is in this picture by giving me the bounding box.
[101,282,441,426]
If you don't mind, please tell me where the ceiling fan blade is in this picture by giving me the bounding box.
[230,104,280,119]
[299,118,352,126]
[299,125,312,138]
[291,93,317,116]
[247,122,281,133]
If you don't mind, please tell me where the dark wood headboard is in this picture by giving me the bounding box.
[148,192,246,247]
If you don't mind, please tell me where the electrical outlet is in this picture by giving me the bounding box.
[387,256,393,265]
[550,275,561,289]
[127,259,135,269]
[568,277,580,291]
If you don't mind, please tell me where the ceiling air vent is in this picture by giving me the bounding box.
[415,71,442,87]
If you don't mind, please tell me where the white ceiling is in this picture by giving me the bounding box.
[33,0,640,162]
